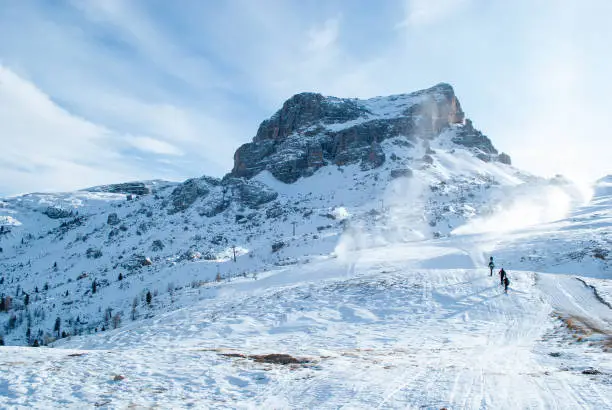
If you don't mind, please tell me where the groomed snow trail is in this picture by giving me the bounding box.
[1,245,612,409]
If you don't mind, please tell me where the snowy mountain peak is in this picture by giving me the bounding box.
[232,83,509,183]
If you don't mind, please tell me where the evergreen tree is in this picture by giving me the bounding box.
[92,279,97,294]
[54,317,61,338]
[8,314,17,330]
[24,293,30,307]
[118,272,123,281]
[131,297,138,321]
[32,339,39,347]
[26,326,31,342]
[43,283,49,291]
[146,291,152,305]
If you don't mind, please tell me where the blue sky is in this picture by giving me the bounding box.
[0,0,610,195]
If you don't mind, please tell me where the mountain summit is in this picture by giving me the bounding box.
[232,83,510,183]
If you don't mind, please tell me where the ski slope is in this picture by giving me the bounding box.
[1,241,611,409]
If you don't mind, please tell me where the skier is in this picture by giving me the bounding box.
[503,275,510,293]
[499,268,507,286]
[488,257,495,276]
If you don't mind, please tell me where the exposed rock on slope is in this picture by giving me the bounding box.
[43,206,74,219]
[86,182,152,196]
[225,178,278,209]
[169,177,219,214]
[452,118,511,163]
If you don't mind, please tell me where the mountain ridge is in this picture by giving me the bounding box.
[0,84,606,349]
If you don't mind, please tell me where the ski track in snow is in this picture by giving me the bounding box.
[1,243,612,409]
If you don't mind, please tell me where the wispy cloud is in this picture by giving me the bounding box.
[0,1,250,195]
[308,18,341,51]
[0,65,145,194]
[0,0,610,195]
[397,0,469,28]
[126,136,184,156]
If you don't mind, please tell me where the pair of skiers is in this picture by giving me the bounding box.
[489,257,510,293]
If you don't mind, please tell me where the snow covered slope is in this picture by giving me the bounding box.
[1,242,612,408]
[0,84,611,408]
[0,128,567,347]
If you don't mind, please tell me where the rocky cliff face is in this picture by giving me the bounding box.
[231,83,509,183]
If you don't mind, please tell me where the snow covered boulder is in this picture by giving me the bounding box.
[271,241,286,253]
[107,213,120,226]
[122,254,153,271]
[179,249,202,261]
[86,248,103,259]
[266,202,287,219]
[390,168,413,179]
[150,240,164,252]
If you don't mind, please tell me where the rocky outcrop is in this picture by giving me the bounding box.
[498,152,512,165]
[452,119,497,156]
[122,254,152,271]
[89,182,151,196]
[224,178,278,209]
[198,196,230,217]
[231,83,467,183]
[169,178,214,214]
[390,168,414,179]
[151,239,165,252]
[43,206,73,219]
[253,92,368,142]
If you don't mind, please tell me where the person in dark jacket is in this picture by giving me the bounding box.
[488,257,495,276]
[503,276,510,293]
[499,268,507,286]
